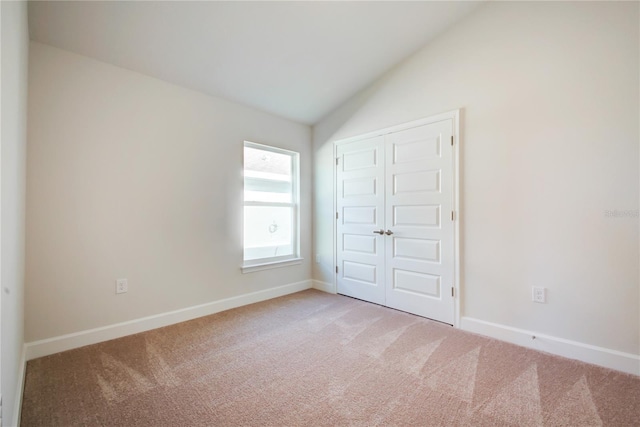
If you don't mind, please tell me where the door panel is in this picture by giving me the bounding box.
[343,177,377,197]
[343,234,377,254]
[385,119,454,324]
[392,136,440,163]
[393,269,440,297]
[393,237,440,262]
[393,170,440,194]
[343,206,376,225]
[393,205,440,228]
[336,136,386,305]
[343,261,377,284]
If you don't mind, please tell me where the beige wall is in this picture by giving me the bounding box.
[1,1,29,425]
[313,1,639,355]
[26,43,311,342]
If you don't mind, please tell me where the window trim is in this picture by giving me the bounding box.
[242,141,301,273]
[241,257,304,274]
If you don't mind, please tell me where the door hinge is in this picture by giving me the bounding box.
[451,287,455,297]
[451,135,454,146]
[336,266,339,274]
[336,212,339,220]
[336,157,339,166]
[451,211,455,221]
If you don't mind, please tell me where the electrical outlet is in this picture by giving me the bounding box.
[532,286,546,303]
[116,278,128,294]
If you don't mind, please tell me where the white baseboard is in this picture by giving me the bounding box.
[12,344,26,427]
[312,280,336,294]
[460,317,640,376]
[25,280,313,361]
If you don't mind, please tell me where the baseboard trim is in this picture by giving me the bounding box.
[12,344,27,427]
[312,280,336,294]
[25,280,313,361]
[460,317,640,376]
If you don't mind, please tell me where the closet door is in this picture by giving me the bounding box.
[336,136,386,305]
[335,114,457,325]
[384,119,454,324]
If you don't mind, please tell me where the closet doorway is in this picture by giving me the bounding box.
[335,111,459,325]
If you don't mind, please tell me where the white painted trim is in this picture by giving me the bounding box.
[333,110,461,146]
[451,110,461,328]
[241,257,303,274]
[12,345,26,427]
[332,141,338,298]
[312,280,336,294]
[25,280,313,361]
[461,317,640,376]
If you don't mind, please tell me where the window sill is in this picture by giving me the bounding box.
[241,257,304,274]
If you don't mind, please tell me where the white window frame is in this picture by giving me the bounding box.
[242,141,302,273]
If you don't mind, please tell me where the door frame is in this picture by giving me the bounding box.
[333,109,461,327]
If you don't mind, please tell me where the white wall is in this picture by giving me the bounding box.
[1,1,29,425]
[26,43,311,342]
[314,1,639,359]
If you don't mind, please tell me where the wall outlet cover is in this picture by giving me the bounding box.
[532,286,546,303]
[116,278,128,294]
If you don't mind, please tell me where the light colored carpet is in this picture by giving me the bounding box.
[21,289,640,426]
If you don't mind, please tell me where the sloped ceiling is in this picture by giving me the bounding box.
[28,1,482,125]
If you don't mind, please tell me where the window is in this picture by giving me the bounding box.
[242,142,301,272]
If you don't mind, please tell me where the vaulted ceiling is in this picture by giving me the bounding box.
[28,1,482,125]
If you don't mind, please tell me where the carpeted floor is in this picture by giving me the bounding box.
[21,289,640,426]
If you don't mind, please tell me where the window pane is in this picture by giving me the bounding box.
[244,147,293,203]
[244,206,293,260]
[244,191,292,203]
[244,147,291,179]
[244,177,292,203]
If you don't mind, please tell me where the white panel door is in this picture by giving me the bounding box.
[384,119,454,324]
[335,116,456,325]
[336,136,386,305]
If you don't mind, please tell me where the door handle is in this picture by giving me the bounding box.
[373,229,385,235]
[385,230,394,235]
